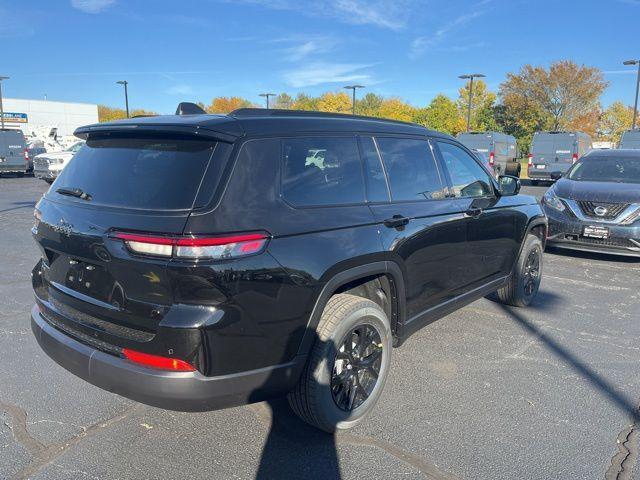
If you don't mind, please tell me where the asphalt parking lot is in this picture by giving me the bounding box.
[1,176,639,480]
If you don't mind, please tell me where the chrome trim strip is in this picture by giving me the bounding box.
[563,199,640,225]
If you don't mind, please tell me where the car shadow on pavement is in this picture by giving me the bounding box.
[252,328,342,480]
[254,398,341,480]
[0,201,36,214]
[497,303,640,422]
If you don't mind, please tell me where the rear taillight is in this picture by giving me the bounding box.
[572,153,578,164]
[111,232,270,260]
[489,152,495,166]
[24,149,29,163]
[122,348,195,372]
[527,153,533,167]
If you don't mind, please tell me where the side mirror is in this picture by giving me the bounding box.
[498,175,520,196]
[550,171,563,181]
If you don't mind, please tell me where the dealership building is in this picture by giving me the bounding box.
[1,98,98,137]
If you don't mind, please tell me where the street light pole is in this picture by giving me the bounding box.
[344,85,365,115]
[623,60,640,129]
[458,73,485,132]
[259,93,276,109]
[116,80,129,118]
[0,76,9,130]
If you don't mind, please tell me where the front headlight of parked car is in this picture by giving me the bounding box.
[542,188,565,212]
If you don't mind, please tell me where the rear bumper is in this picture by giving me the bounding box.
[31,305,306,411]
[0,164,26,173]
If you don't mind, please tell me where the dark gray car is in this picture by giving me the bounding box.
[542,149,640,257]
[0,129,27,176]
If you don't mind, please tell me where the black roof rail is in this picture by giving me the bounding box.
[176,102,207,115]
[228,108,421,127]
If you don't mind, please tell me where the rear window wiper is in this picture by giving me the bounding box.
[56,187,92,201]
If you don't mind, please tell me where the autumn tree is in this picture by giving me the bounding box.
[500,61,607,132]
[375,98,415,122]
[315,92,352,113]
[599,102,635,143]
[206,96,253,113]
[98,105,157,122]
[98,105,127,122]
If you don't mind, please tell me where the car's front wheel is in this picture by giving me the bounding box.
[288,293,392,432]
[494,233,543,307]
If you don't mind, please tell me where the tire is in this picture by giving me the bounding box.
[495,233,543,307]
[288,293,392,432]
[44,179,54,185]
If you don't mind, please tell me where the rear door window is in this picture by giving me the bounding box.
[436,141,494,198]
[375,137,445,201]
[53,134,217,210]
[281,136,365,206]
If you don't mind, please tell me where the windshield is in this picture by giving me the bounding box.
[567,156,640,183]
[52,134,216,209]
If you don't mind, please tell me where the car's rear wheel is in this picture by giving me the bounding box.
[505,162,520,177]
[494,233,543,307]
[288,293,392,432]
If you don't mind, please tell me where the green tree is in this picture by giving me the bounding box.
[357,93,384,117]
[414,94,464,135]
[273,93,294,110]
[292,93,319,111]
[457,79,497,131]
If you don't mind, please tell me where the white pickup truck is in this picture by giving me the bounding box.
[33,141,85,184]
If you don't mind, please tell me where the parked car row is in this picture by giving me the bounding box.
[0,128,84,180]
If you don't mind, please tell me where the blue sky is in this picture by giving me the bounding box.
[1,0,639,113]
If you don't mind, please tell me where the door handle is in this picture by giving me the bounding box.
[383,215,410,229]
[465,207,483,218]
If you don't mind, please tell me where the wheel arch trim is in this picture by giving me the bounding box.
[296,261,406,357]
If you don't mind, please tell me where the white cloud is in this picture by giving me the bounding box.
[232,0,415,30]
[283,62,374,88]
[70,0,115,14]
[166,84,195,95]
[278,36,338,61]
[410,4,489,58]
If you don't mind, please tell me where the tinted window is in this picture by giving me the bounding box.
[281,137,365,206]
[437,141,493,198]
[53,135,216,210]
[360,137,389,202]
[375,137,445,201]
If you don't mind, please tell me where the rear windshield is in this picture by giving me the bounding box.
[567,157,640,184]
[52,135,216,210]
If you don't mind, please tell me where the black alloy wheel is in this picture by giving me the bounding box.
[331,324,383,412]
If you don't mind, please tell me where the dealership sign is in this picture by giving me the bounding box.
[1,112,28,123]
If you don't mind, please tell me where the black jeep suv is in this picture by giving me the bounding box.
[31,107,546,432]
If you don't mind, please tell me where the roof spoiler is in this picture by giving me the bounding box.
[175,102,207,115]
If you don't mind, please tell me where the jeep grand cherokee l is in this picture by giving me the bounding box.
[31,106,547,432]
